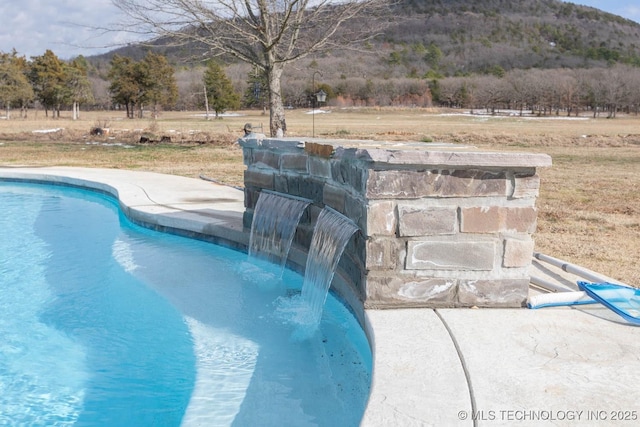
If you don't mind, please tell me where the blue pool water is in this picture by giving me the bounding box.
[0,182,372,426]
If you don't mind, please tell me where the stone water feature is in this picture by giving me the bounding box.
[249,190,358,331]
[240,136,552,312]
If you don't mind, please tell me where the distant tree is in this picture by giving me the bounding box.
[555,69,580,116]
[203,61,240,119]
[139,52,178,118]
[107,55,140,118]
[438,77,464,108]
[112,0,392,136]
[0,51,34,119]
[243,67,269,110]
[424,42,443,69]
[601,66,629,118]
[107,52,177,118]
[474,75,508,113]
[29,50,66,117]
[65,56,94,120]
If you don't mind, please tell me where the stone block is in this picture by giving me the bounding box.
[242,211,254,230]
[308,156,332,178]
[503,236,535,268]
[366,169,507,199]
[338,251,365,296]
[281,153,308,173]
[460,206,538,234]
[293,223,314,250]
[274,174,288,194]
[512,173,540,199]
[406,240,496,270]
[504,206,537,233]
[460,206,501,233]
[332,161,366,194]
[323,184,347,212]
[305,142,334,158]
[283,174,302,196]
[398,205,457,236]
[302,176,325,204]
[242,147,253,166]
[366,201,397,236]
[252,150,281,170]
[244,169,274,190]
[244,187,260,209]
[364,275,457,308]
[365,238,404,270]
[457,279,529,307]
[345,193,366,228]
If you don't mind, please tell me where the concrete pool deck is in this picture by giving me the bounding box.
[2,166,639,426]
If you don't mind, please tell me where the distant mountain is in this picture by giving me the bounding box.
[387,0,640,74]
[82,0,640,111]
[88,0,640,77]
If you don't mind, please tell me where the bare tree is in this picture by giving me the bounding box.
[111,0,392,136]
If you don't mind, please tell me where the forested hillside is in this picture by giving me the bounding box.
[386,0,640,74]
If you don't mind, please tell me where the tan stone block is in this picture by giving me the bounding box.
[461,206,538,234]
[503,237,535,267]
[512,173,540,199]
[366,201,397,236]
[406,240,496,270]
[398,205,457,236]
[460,206,501,233]
[365,238,403,270]
[364,275,457,308]
[504,207,537,233]
[457,279,529,307]
[366,169,507,199]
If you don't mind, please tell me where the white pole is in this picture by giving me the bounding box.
[204,85,210,121]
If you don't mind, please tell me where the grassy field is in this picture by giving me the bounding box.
[2,108,639,286]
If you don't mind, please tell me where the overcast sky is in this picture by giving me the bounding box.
[0,1,639,60]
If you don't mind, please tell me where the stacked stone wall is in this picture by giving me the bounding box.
[241,137,551,309]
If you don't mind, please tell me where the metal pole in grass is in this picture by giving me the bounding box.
[312,70,323,137]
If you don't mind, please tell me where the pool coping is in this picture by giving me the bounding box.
[3,166,640,426]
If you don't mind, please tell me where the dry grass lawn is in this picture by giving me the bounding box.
[1,108,639,286]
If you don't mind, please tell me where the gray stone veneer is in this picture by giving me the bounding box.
[240,136,552,309]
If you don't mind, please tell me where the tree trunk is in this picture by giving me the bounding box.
[73,101,78,120]
[267,64,285,137]
[204,84,210,120]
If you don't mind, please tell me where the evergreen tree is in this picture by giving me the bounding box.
[0,51,34,119]
[64,56,94,120]
[107,53,177,119]
[203,61,240,118]
[140,52,178,119]
[29,50,66,117]
[107,55,139,118]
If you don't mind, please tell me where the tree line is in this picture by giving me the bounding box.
[0,49,240,120]
[3,48,640,120]
[434,65,640,117]
[0,50,92,119]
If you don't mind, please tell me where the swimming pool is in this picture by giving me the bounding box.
[0,181,372,426]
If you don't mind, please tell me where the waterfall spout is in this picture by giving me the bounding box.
[301,207,359,328]
[248,191,311,271]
